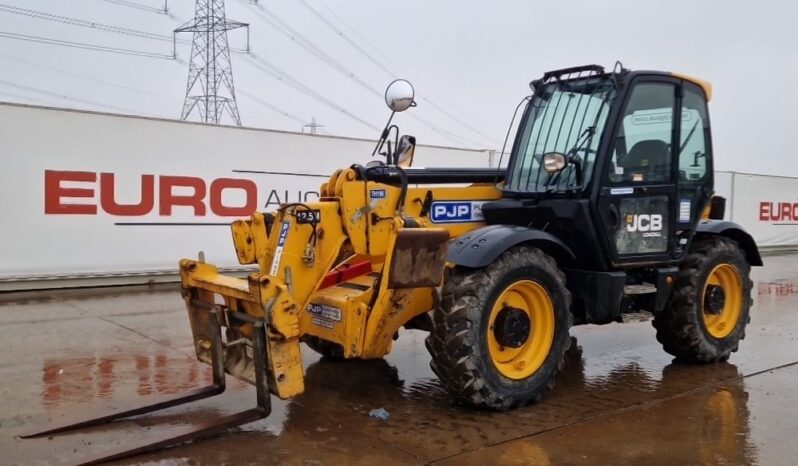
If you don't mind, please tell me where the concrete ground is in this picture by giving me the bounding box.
[2,254,798,465]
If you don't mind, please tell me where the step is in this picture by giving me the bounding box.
[621,310,654,323]
[624,283,657,295]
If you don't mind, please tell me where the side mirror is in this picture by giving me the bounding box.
[385,79,415,112]
[396,135,416,168]
[542,152,568,173]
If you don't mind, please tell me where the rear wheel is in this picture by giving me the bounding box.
[653,237,752,362]
[426,246,572,410]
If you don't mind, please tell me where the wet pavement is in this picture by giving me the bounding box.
[1,253,798,465]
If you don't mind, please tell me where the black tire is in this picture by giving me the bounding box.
[426,246,572,410]
[303,336,345,360]
[653,237,753,363]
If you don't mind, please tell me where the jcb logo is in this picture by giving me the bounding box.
[626,214,663,232]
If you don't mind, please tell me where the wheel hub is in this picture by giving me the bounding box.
[704,284,726,315]
[493,306,531,348]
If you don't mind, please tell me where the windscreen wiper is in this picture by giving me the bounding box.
[545,126,595,192]
[679,119,700,155]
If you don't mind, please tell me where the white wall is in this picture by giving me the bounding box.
[715,170,733,203]
[729,173,798,248]
[0,103,489,288]
[1,103,795,290]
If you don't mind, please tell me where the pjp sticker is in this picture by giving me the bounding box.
[308,303,342,329]
[269,221,290,276]
[430,201,486,223]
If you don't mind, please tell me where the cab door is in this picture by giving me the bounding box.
[596,78,679,265]
[673,82,714,253]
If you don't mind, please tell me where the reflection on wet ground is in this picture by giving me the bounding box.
[2,253,798,465]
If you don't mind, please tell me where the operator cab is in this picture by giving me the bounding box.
[483,64,714,270]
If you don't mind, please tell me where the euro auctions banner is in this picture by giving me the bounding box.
[731,172,798,247]
[0,103,489,285]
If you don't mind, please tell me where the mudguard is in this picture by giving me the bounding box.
[695,220,763,266]
[447,224,575,268]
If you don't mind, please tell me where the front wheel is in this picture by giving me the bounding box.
[653,237,753,362]
[426,246,572,410]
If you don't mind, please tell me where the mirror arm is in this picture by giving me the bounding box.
[691,150,704,168]
[567,156,583,187]
[372,111,396,157]
[378,125,400,165]
[385,139,393,165]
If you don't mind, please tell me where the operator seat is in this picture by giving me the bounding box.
[621,140,670,182]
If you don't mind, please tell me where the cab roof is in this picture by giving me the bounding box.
[532,65,712,102]
[671,72,713,101]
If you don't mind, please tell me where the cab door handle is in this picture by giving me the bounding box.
[608,204,620,229]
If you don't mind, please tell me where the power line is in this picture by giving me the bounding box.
[0,78,143,114]
[250,50,478,145]
[245,3,482,146]
[308,0,498,142]
[102,0,168,15]
[0,4,181,43]
[296,0,395,78]
[298,0,500,145]
[237,88,306,125]
[313,1,405,76]
[0,54,308,128]
[244,53,379,131]
[0,54,316,127]
[247,4,381,98]
[0,53,181,102]
[0,31,175,59]
[0,4,246,54]
[418,97,501,144]
[403,111,485,147]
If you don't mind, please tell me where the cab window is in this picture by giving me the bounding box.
[678,85,710,182]
[607,82,676,184]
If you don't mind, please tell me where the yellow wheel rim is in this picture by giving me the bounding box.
[702,264,743,339]
[487,280,555,380]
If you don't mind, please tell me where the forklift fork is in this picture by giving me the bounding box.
[21,308,271,466]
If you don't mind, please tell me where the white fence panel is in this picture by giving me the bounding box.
[730,172,798,248]
[0,103,489,287]
[3,103,797,290]
[714,170,733,217]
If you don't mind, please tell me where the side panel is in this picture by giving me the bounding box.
[613,194,671,255]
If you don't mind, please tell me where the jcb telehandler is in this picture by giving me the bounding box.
[26,64,762,464]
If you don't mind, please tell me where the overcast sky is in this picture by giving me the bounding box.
[0,0,796,175]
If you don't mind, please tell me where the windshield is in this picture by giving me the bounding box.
[505,77,616,193]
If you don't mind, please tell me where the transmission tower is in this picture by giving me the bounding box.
[302,117,324,135]
[174,0,248,125]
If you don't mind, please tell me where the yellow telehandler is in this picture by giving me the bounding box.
[25,64,762,464]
